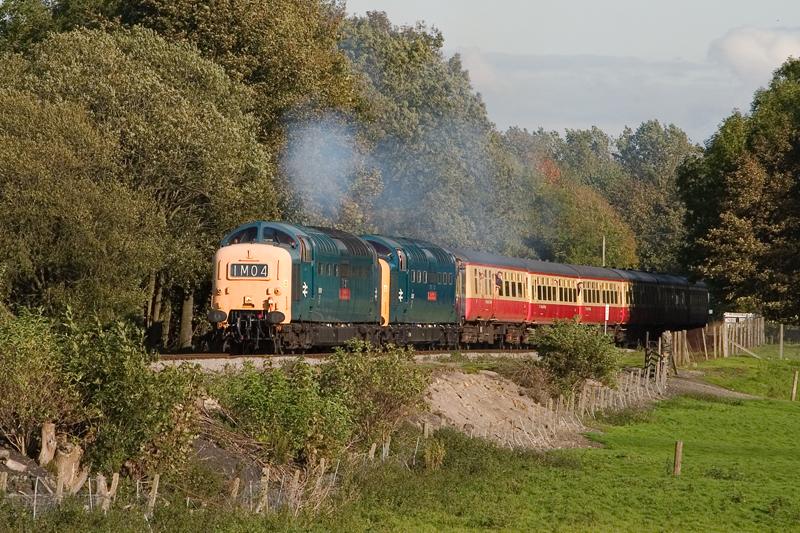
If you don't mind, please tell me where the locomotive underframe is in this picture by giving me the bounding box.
[214,312,677,354]
[215,312,540,354]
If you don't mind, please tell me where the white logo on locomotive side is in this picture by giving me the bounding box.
[398,289,404,302]
[302,282,309,297]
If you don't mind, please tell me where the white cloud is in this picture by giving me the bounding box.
[709,26,800,83]
[453,48,749,143]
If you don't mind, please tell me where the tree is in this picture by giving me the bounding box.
[1,28,279,338]
[679,59,800,321]
[560,127,628,199]
[532,180,638,268]
[614,120,700,272]
[0,89,164,320]
[117,0,361,146]
[341,12,521,252]
[0,311,79,456]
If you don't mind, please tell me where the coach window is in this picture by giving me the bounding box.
[397,250,407,271]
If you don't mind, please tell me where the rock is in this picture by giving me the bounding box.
[4,458,28,472]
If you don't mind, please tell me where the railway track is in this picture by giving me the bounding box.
[156,348,539,370]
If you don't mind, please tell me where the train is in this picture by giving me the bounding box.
[207,221,709,353]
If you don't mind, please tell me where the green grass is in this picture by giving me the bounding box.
[319,397,800,532]
[749,342,800,360]
[692,355,800,400]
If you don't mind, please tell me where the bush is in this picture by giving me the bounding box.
[319,341,428,442]
[212,361,352,463]
[531,320,621,393]
[0,310,79,455]
[60,314,201,473]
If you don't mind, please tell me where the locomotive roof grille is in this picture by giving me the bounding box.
[308,226,373,257]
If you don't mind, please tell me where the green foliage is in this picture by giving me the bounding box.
[0,310,79,455]
[614,120,699,272]
[0,309,199,472]
[531,320,621,392]
[211,342,428,462]
[679,58,800,321]
[534,180,638,267]
[319,341,428,440]
[119,0,361,143]
[60,313,202,473]
[0,26,279,331]
[0,89,163,321]
[212,362,352,463]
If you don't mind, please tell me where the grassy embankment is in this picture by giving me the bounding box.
[691,343,800,399]
[7,360,800,532]
[323,396,799,532]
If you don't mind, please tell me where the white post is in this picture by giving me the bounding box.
[602,235,606,267]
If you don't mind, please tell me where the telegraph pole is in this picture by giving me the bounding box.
[602,235,606,267]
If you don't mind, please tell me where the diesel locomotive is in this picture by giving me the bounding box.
[208,221,709,353]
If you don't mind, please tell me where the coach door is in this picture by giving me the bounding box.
[378,258,390,325]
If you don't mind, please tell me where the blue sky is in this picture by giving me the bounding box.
[346,1,800,143]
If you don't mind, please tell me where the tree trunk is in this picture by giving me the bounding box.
[145,271,157,327]
[161,300,172,350]
[152,273,164,323]
[179,288,194,351]
[38,422,56,466]
[55,443,88,495]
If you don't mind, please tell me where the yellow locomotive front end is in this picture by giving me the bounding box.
[209,242,293,338]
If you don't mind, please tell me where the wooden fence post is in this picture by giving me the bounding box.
[723,323,729,358]
[39,422,57,467]
[673,441,683,476]
[256,467,270,514]
[368,443,377,461]
[792,370,798,402]
[96,473,119,513]
[702,327,709,360]
[229,477,240,503]
[146,474,159,517]
[780,324,784,360]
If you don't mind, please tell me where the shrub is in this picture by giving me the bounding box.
[0,310,79,455]
[319,341,428,442]
[212,361,352,463]
[60,313,201,473]
[531,320,621,393]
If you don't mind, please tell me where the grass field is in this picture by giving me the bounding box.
[691,344,800,399]
[320,397,800,532]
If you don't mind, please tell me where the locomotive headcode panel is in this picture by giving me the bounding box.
[229,263,269,278]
